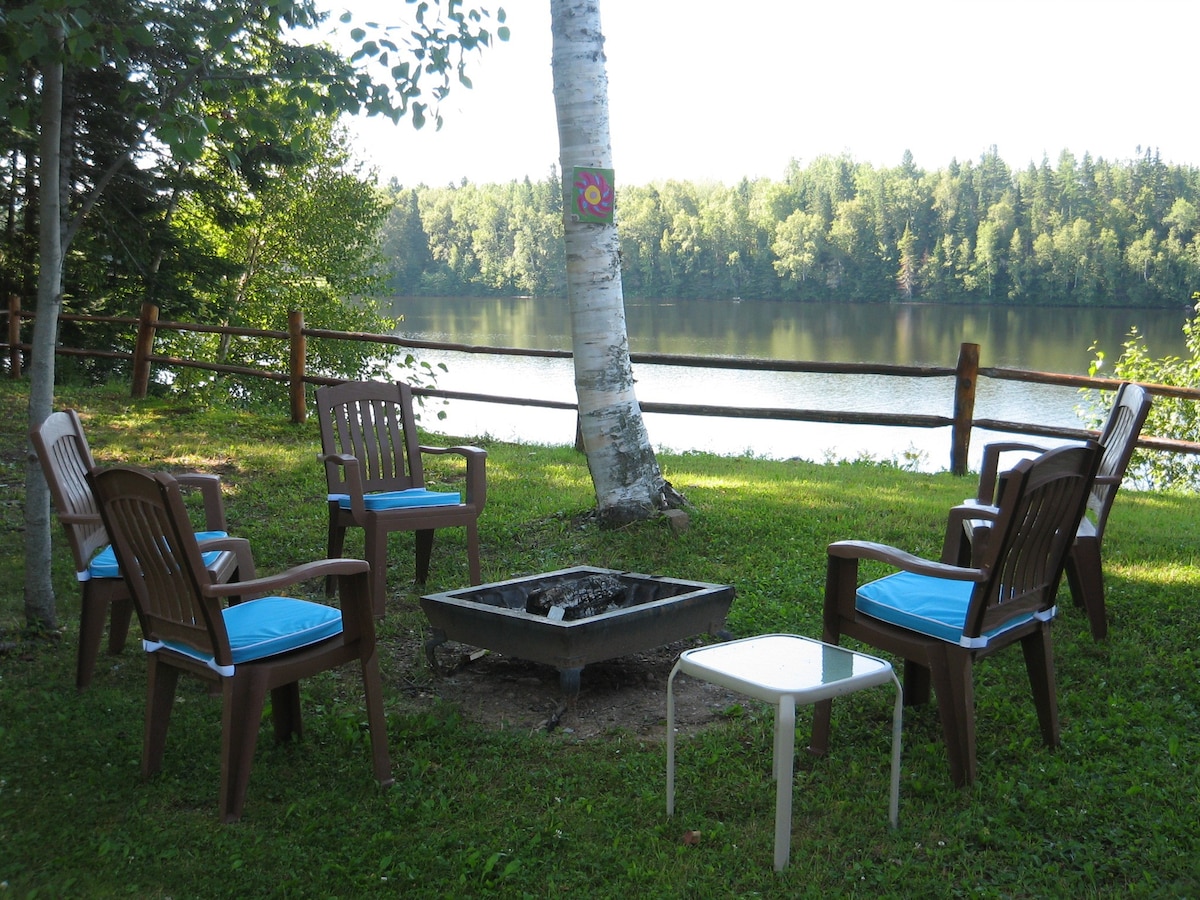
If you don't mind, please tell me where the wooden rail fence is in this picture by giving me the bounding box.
[6,295,1200,475]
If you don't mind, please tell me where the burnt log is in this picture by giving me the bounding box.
[525,574,628,621]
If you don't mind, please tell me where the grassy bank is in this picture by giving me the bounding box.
[1,381,1198,897]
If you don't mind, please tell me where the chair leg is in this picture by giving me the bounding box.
[220,671,269,823]
[808,624,841,756]
[360,645,394,788]
[271,683,303,742]
[1020,626,1061,749]
[142,655,181,779]
[75,591,109,691]
[1065,538,1107,640]
[928,643,976,787]
[364,525,391,618]
[414,529,434,584]
[77,585,136,689]
[809,697,833,757]
[107,595,135,654]
[902,659,932,706]
[465,521,482,585]
[325,506,347,596]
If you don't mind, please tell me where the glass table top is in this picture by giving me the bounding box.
[678,633,893,698]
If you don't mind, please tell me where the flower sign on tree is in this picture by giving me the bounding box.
[572,167,614,224]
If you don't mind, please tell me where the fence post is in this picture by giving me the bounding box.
[7,294,20,379]
[288,309,306,424]
[131,302,159,398]
[950,342,980,476]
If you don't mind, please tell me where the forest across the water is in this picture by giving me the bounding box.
[379,147,1200,309]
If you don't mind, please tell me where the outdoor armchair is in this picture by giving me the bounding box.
[316,380,486,616]
[812,442,1101,786]
[88,465,392,823]
[30,409,239,689]
[960,381,1151,639]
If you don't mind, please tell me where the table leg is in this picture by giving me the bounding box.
[666,661,681,816]
[888,670,903,828]
[773,696,796,872]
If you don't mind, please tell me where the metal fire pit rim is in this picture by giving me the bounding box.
[420,565,734,627]
[422,564,730,596]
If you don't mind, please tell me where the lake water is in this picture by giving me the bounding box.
[386,296,1189,473]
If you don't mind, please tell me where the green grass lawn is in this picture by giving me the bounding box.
[2,380,1198,898]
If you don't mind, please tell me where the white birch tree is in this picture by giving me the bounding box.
[550,0,683,525]
[22,22,66,634]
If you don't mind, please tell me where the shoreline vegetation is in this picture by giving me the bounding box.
[2,381,1198,896]
[380,149,1200,311]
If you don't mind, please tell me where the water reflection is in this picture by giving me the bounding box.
[388,296,1187,471]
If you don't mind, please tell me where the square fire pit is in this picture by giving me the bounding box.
[420,566,735,695]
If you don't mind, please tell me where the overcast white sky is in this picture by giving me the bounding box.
[328,0,1198,187]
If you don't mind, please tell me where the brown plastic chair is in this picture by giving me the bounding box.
[88,465,393,823]
[30,409,239,689]
[964,382,1151,639]
[316,380,486,616]
[811,442,1101,787]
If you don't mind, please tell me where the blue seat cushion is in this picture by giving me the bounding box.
[159,596,343,673]
[855,571,1049,649]
[86,530,228,580]
[330,488,461,511]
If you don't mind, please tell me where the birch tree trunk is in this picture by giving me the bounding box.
[23,30,65,631]
[550,0,682,525]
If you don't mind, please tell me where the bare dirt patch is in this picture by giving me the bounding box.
[390,633,746,741]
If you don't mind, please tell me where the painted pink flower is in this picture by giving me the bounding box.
[574,169,613,219]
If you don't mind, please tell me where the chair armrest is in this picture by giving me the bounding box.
[195,535,257,585]
[829,539,983,582]
[319,452,368,516]
[204,557,369,600]
[419,445,487,509]
[59,510,102,527]
[319,452,360,477]
[976,441,1047,502]
[175,473,228,532]
[941,502,999,564]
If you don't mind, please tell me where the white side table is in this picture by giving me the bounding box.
[666,634,902,871]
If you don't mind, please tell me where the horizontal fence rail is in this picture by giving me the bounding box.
[5,295,1200,474]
